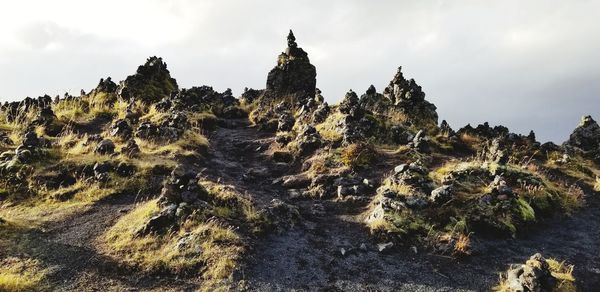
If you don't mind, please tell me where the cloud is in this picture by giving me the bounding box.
[0,0,599,143]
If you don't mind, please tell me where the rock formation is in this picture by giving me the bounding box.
[250,30,317,126]
[566,115,600,152]
[119,56,178,103]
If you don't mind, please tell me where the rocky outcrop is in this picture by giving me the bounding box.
[93,77,118,94]
[250,30,317,126]
[119,56,178,103]
[265,30,316,101]
[136,166,210,236]
[1,95,52,122]
[565,115,600,153]
[380,67,438,129]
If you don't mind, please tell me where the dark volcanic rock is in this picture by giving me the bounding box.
[110,119,133,138]
[95,139,115,155]
[119,56,178,103]
[565,115,600,152]
[94,77,118,94]
[265,30,316,100]
[381,67,438,129]
[250,30,317,126]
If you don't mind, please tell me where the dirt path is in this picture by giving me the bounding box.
[20,192,198,291]
[205,120,600,291]
[11,119,600,291]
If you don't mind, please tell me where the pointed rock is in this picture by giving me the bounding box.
[120,56,178,103]
[566,115,600,152]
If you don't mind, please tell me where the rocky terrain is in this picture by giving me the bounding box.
[0,30,598,291]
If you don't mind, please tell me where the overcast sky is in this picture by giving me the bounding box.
[1,0,599,143]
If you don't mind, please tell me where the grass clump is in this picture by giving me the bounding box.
[104,200,245,282]
[339,142,375,169]
[315,112,344,142]
[0,257,48,291]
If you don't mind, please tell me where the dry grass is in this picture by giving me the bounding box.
[495,258,576,292]
[0,220,48,291]
[339,143,375,169]
[135,129,209,156]
[0,257,48,291]
[315,112,344,142]
[594,177,600,192]
[103,200,245,281]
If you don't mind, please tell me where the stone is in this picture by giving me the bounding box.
[249,31,317,126]
[277,113,295,132]
[505,253,557,292]
[94,77,118,93]
[377,242,394,253]
[394,164,409,174]
[158,165,209,206]
[379,67,438,128]
[339,90,362,119]
[135,204,177,236]
[312,102,330,124]
[110,119,133,138]
[22,131,40,148]
[430,185,453,205]
[95,139,115,155]
[295,125,322,156]
[272,151,293,163]
[0,131,12,145]
[281,173,312,189]
[93,161,112,182]
[265,30,316,100]
[116,162,136,176]
[262,199,301,232]
[121,140,141,157]
[440,120,455,137]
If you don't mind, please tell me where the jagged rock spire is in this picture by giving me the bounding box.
[566,115,600,152]
[265,31,316,98]
[287,30,297,48]
[120,56,178,103]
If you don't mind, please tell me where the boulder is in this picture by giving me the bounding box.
[110,119,133,138]
[121,140,141,157]
[95,139,115,155]
[0,131,12,145]
[277,113,295,132]
[505,253,557,292]
[430,185,453,205]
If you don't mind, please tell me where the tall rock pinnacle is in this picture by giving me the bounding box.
[265,30,316,100]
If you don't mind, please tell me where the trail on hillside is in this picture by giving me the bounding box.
[22,192,198,290]
[206,120,600,291]
[15,118,600,291]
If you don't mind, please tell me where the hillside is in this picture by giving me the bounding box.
[1,31,599,291]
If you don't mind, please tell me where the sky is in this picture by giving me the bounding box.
[0,0,599,143]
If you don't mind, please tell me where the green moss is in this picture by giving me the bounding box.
[517,198,536,222]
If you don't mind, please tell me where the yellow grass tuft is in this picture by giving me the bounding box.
[0,257,48,291]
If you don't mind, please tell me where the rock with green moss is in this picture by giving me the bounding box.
[119,56,178,103]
